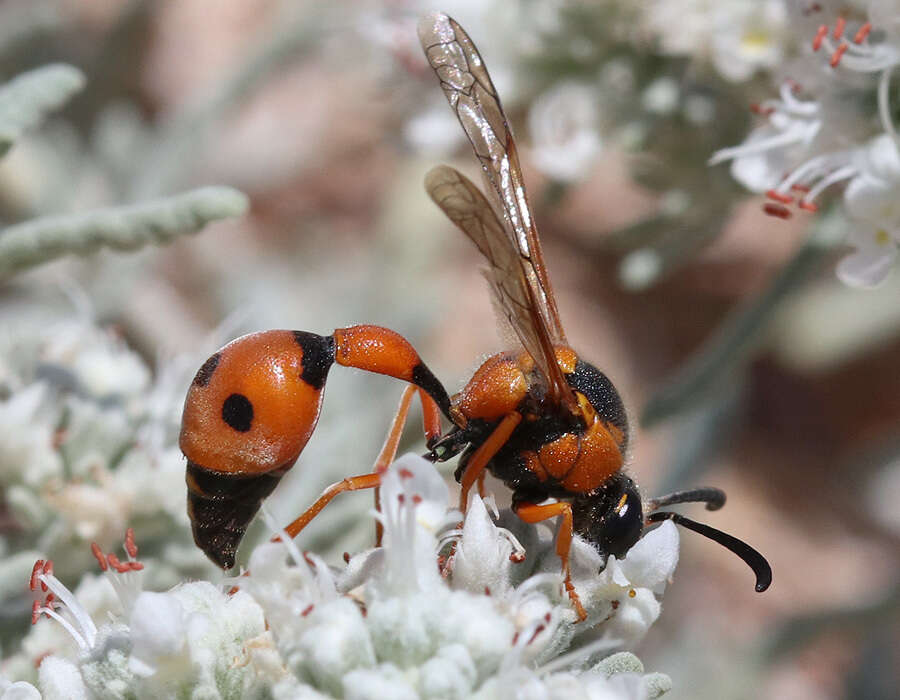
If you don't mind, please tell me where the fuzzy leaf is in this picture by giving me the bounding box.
[0,186,249,278]
[0,64,85,158]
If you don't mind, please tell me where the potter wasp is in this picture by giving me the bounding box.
[180,12,771,619]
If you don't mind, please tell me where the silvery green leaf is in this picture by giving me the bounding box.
[0,186,248,279]
[0,64,85,158]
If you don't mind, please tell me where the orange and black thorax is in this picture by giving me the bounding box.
[441,348,630,501]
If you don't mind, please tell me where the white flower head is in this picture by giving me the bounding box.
[709,81,823,194]
[528,81,602,182]
[711,0,788,82]
[643,0,788,83]
[836,223,899,286]
[19,456,676,697]
[371,452,458,597]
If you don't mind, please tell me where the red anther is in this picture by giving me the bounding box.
[127,561,145,571]
[30,560,43,591]
[107,553,130,573]
[812,24,828,51]
[343,551,351,564]
[763,203,793,219]
[544,612,551,623]
[397,494,406,504]
[512,631,520,645]
[833,17,846,40]
[31,600,41,625]
[44,592,55,606]
[854,22,872,44]
[790,183,811,193]
[766,189,794,204]
[91,543,108,571]
[398,468,414,480]
[125,528,138,559]
[830,42,849,67]
[798,199,819,212]
[749,103,774,117]
[509,551,526,563]
[611,599,620,610]
[301,604,314,617]
[412,494,423,504]
[42,560,53,576]
[484,586,491,596]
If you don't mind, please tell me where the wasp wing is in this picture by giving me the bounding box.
[425,165,545,358]
[418,12,575,408]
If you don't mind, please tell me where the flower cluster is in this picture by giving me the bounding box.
[5,455,676,699]
[711,0,900,287]
[0,307,229,668]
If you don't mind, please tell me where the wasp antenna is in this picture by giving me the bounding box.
[647,511,772,592]
[648,487,726,512]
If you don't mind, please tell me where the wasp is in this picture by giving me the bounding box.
[180,12,771,619]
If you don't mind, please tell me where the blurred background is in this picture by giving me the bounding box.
[0,1,898,698]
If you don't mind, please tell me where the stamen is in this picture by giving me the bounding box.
[833,17,846,40]
[91,543,108,571]
[125,528,138,559]
[763,203,792,219]
[854,22,872,44]
[749,103,774,116]
[36,607,89,651]
[830,42,849,67]
[766,189,794,204]
[36,573,98,648]
[812,24,828,51]
[802,164,858,203]
[30,560,43,591]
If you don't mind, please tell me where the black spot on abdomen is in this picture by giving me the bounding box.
[193,353,221,386]
[292,331,334,389]
[222,393,254,432]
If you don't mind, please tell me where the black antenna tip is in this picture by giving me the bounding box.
[649,511,772,594]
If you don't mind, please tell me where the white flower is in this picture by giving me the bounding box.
[0,382,62,489]
[562,521,680,648]
[37,656,88,700]
[836,133,900,285]
[528,81,602,182]
[709,81,823,193]
[127,591,187,677]
[711,0,788,82]
[19,456,674,697]
[836,224,899,286]
[0,678,41,700]
[642,0,788,82]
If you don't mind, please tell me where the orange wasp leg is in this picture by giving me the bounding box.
[282,472,383,540]
[513,500,587,622]
[280,385,445,548]
[372,385,445,546]
[457,412,523,512]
